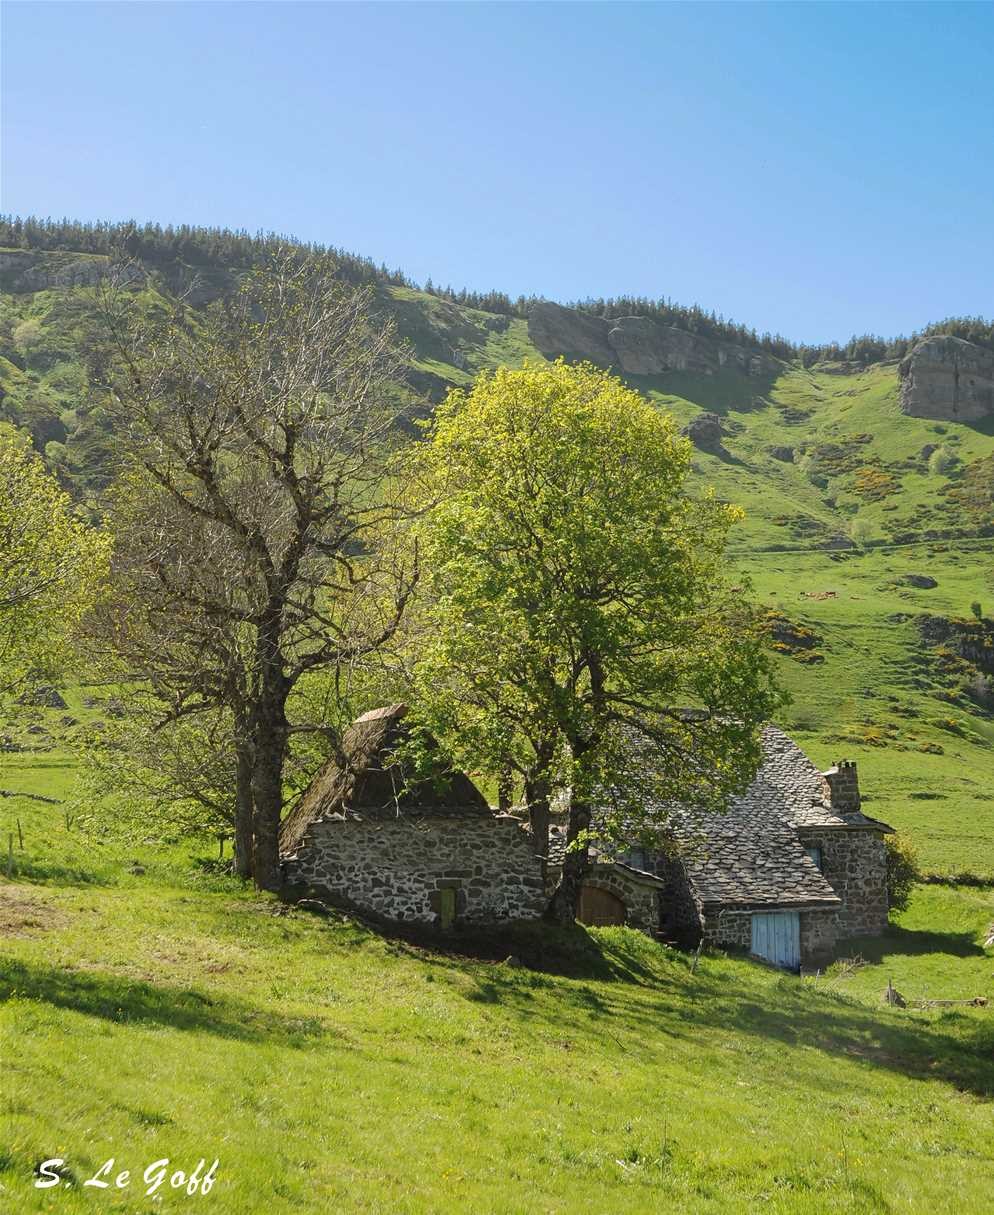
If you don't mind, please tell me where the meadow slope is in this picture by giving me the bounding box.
[0,673,992,1215]
[0,783,992,1214]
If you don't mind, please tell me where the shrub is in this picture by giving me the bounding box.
[885,834,920,913]
[928,447,958,476]
[12,317,43,357]
[853,466,898,500]
[971,601,983,620]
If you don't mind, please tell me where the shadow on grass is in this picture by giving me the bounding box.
[963,414,994,439]
[0,956,326,1047]
[846,925,988,961]
[281,896,994,1096]
[708,443,750,467]
[285,885,666,984]
[8,858,116,887]
[626,367,781,415]
[391,923,994,1100]
[374,917,667,986]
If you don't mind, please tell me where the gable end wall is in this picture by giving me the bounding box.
[796,828,888,937]
[282,817,546,925]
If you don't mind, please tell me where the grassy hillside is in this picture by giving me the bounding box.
[0,763,992,1213]
[380,292,994,878]
[642,364,994,877]
[1,266,992,878]
[1,253,993,1212]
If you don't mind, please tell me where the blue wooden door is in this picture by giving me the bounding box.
[751,912,800,969]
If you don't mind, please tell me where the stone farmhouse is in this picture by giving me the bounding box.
[592,726,895,970]
[279,709,893,971]
[280,705,546,926]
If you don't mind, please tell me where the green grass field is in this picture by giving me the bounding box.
[1,722,993,1214]
[643,359,994,879]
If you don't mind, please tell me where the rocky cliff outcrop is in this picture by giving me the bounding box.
[898,335,994,422]
[682,411,725,450]
[527,301,778,378]
[527,301,617,365]
[0,251,113,291]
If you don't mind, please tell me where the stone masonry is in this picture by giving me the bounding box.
[283,814,546,926]
[795,827,889,937]
[572,861,663,934]
[618,727,894,967]
[696,907,835,959]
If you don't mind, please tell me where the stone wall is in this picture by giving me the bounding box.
[656,854,704,943]
[702,908,752,950]
[799,909,840,960]
[701,906,839,964]
[796,828,889,937]
[282,814,546,926]
[582,863,661,934]
[542,861,662,934]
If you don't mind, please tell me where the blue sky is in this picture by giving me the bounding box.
[3,1,993,343]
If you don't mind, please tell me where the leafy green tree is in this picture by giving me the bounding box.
[928,447,958,477]
[71,665,368,853]
[849,517,875,548]
[0,427,109,702]
[73,706,241,843]
[410,361,783,923]
[12,317,43,360]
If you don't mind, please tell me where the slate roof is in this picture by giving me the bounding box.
[668,767,841,909]
[279,704,491,856]
[756,727,893,833]
[569,725,894,910]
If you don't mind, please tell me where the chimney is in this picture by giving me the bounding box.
[821,760,861,814]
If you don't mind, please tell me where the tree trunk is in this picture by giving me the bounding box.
[251,710,287,891]
[524,770,551,873]
[497,765,514,814]
[232,735,255,879]
[545,799,591,926]
[250,622,289,892]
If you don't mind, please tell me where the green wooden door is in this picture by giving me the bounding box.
[439,887,456,930]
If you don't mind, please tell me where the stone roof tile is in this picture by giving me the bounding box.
[563,724,895,909]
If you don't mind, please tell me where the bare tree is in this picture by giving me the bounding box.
[89,481,261,873]
[97,254,417,888]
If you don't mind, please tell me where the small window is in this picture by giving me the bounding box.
[804,846,823,872]
[623,848,648,870]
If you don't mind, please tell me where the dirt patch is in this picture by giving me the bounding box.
[0,884,70,937]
